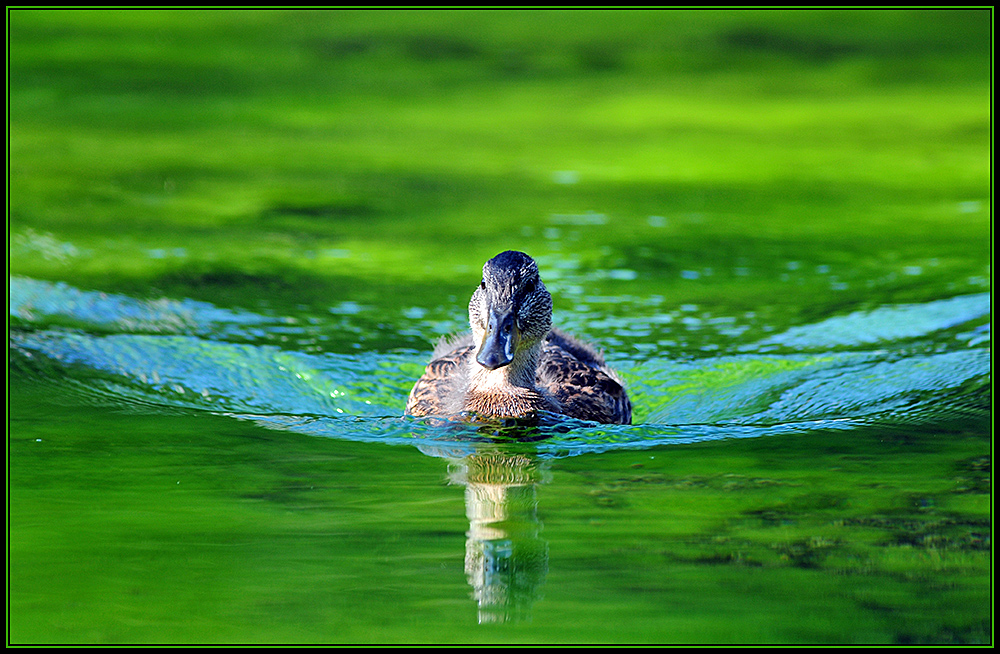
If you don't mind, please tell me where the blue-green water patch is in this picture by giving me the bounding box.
[10,276,990,459]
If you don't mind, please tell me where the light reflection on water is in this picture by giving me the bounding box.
[442,449,548,624]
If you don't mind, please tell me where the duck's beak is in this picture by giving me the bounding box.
[476,308,520,370]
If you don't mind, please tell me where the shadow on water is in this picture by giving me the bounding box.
[8,275,993,624]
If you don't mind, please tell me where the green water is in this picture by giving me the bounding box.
[7,9,992,644]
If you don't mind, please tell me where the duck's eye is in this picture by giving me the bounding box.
[479,280,486,290]
[523,279,535,295]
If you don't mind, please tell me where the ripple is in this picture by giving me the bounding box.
[9,277,991,458]
[751,293,990,350]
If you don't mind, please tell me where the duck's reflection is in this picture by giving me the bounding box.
[446,450,548,624]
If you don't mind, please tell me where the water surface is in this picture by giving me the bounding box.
[8,273,991,642]
[7,8,991,645]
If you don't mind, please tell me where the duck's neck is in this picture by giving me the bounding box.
[468,342,542,393]
[465,344,551,419]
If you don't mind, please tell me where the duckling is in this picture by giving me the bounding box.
[406,250,631,424]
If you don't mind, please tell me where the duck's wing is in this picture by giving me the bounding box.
[405,342,475,417]
[539,330,632,425]
[542,329,599,364]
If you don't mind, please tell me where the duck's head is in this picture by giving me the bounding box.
[469,251,553,372]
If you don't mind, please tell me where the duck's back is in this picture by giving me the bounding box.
[405,336,475,418]
[538,330,632,424]
[405,329,631,424]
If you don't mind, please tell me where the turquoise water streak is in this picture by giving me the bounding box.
[10,276,990,455]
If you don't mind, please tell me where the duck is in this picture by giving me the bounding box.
[405,250,631,425]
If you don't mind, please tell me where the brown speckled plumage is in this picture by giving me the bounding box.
[405,251,631,425]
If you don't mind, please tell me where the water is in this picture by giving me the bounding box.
[10,276,990,446]
[8,274,992,642]
[7,8,991,645]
